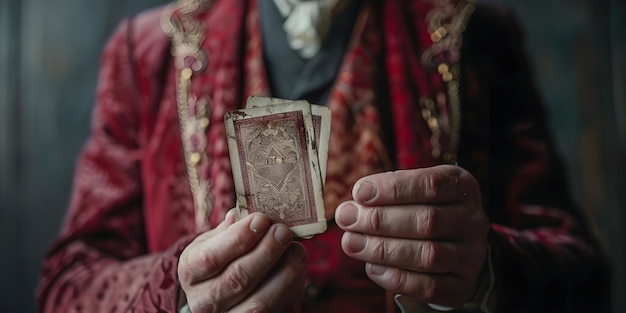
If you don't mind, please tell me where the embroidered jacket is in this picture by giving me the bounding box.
[37,1,610,312]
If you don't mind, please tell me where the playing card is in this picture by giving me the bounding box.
[246,96,331,184]
[310,104,331,184]
[225,99,327,237]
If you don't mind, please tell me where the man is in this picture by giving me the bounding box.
[37,0,610,312]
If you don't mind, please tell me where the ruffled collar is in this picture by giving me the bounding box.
[272,0,340,58]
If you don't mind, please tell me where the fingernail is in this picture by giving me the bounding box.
[224,209,237,223]
[249,214,270,234]
[337,203,358,227]
[355,181,376,202]
[369,263,387,276]
[274,225,292,245]
[347,233,366,253]
[290,244,307,262]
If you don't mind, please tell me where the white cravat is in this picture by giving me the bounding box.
[273,0,340,59]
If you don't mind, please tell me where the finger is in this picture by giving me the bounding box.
[180,213,271,286]
[352,166,479,205]
[230,243,308,313]
[223,208,238,226]
[335,201,486,240]
[365,264,475,308]
[206,223,295,311]
[341,232,485,276]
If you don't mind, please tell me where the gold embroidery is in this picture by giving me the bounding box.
[162,0,215,230]
[421,0,475,164]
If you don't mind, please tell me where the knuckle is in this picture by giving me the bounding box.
[385,172,401,201]
[232,232,251,254]
[391,270,410,293]
[223,263,250,295]
[421,207,437,237]
[199,248,221,274]
[368,208,385,233]
[246,300,272,313]
[179,246,219,286]
[191,299,220,313]
[372,238,388,263]
[257,240,280,263]
[422,276,438,303]
[423,173,440,200]
[254,252,272,270]
[420,242,438,271]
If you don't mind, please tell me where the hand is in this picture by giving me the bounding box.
[178,211,308,313]
[335,165,489,308]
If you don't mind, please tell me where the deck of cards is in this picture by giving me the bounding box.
[225,96,331,237]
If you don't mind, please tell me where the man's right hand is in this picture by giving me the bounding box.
[178,211,308,313]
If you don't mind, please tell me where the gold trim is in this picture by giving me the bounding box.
[421,0,475,164]
[162,0,215,230]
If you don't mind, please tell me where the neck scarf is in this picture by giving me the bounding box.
[272,0,340,58]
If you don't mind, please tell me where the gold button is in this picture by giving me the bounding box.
[181,68,193,80]
[422,109,432,119]
[199,117,210,128]
[438,63,450,74]
[442,72,454,82]
[189,152,201,165]
[430,27,448,42]
[428,117,439,128]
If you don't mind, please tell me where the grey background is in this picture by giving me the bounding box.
[1,0,624,312]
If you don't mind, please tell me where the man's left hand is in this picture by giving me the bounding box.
[335,165,489,308]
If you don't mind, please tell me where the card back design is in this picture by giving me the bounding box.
[235,112,317,225]
[225,100,327,237]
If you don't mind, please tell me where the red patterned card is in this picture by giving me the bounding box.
[225,99,327,237]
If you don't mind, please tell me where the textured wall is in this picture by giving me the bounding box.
[0,1,170,312]
[0,0,624,312]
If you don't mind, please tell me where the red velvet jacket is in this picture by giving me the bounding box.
[38,1,610,312]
